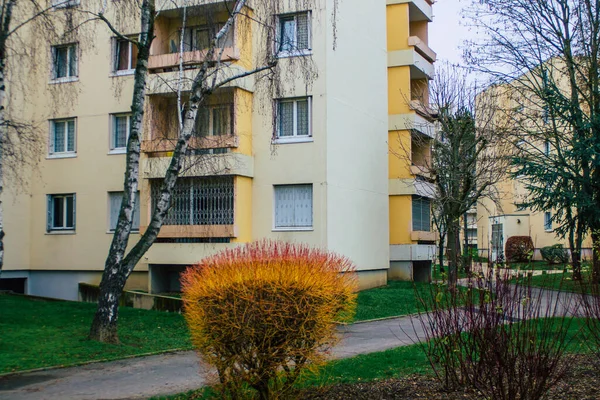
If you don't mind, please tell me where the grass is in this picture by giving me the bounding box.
[353,281,430,322]
[0,293,191,374]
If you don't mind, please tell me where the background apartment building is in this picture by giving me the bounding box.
[0,0,435,300]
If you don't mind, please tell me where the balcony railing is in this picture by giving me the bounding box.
[408,36,436,63]
[148,48,240,73]
[142,135,239,154]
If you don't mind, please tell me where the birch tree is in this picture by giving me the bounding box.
[88,0,333,343]
[465,0,600,282]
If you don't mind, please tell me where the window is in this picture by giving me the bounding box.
[179,24,233,52]
[114,37,138,73]
[277,12,311,56]
[49,119,76,156]
[52,0,79,8]
[109,192,140,231]
[111,114,131,151]
[47,194,75,231]
[412,196,431,232]
[194,105,233,137]
[274,184,313,230]
[276,97,311,140]
[52,44,77,80]
[544,212,553,231]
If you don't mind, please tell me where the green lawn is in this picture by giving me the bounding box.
[353,281,431,322]
[513,271,597,294]
[0,294,191,374]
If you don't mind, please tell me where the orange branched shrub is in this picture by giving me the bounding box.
[181,240,357,399]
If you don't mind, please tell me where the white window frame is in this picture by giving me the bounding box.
[47,194,76,232]
[274,97,312,143]
[273,184,314,231]
[48,118,77,158]
[276,11,312,58]
[50,43,78,83]
[113,36,138,75]
[110,113,132,154]
[108,191,140,233]
[544,212,553,232]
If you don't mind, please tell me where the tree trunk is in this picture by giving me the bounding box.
[592,230,600,284]
[447,220,461,287]
[89,0,155,343]
[438,233,445,275]
[463,212,471,274]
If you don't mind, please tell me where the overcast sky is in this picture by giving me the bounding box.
[429,0,470,65]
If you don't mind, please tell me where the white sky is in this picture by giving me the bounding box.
[429,0,471,65]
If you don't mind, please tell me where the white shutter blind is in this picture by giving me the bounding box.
[274,185,313,228]
[293,185,313,227]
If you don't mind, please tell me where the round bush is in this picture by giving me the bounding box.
[181,240,357,399]
[505,236,534,263]
[540,244,569,264]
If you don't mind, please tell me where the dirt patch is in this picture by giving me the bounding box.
[300,355,599,400]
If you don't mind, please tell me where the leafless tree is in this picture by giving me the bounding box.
[86,0,335,343]
[396,64,506,286]
[465,0,600,282]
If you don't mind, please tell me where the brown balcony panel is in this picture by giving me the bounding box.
[407,36,437,63]
[140,224,235,238]
[148,48,240,72]
[411,231,439,242]
[142,135,239,153]
[409,100,436,120]
[410,164,432,178]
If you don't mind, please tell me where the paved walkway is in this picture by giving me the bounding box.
[0,316,427,400]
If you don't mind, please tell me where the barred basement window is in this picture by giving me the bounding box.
[412,196,431,232]
[151,177,234,225]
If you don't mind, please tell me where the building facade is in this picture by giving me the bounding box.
[0,0,435,300]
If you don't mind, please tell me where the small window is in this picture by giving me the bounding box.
[412,196,431,232]
[109,192,140,231]
[49,119,76,155]
[111,114,132,151]
[276,97,311,140]
[274,184,313,229]
[114,37,138,73]
[544,212,552,231]
[277,12,311,56]
[47,194,76,231]
[194,105,233,137]
[52,44,78,80]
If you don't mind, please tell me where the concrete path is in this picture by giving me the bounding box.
[0,316,425,400]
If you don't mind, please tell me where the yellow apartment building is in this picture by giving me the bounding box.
[0,0,436,300]
[477,75,592,262]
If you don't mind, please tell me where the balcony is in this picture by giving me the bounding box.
[410,164,432,179]
[393,0,434,22]
[407,36,436,64]
[142,176,236,240]
[142,135,239,154]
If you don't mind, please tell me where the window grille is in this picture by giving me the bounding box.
[151,177,234,225]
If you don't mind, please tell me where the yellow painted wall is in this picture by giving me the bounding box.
[233,89,253,156]
[233,176,252,243]
[386,4,410,51]
[390,195,412,244]
[388,130,412,179]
